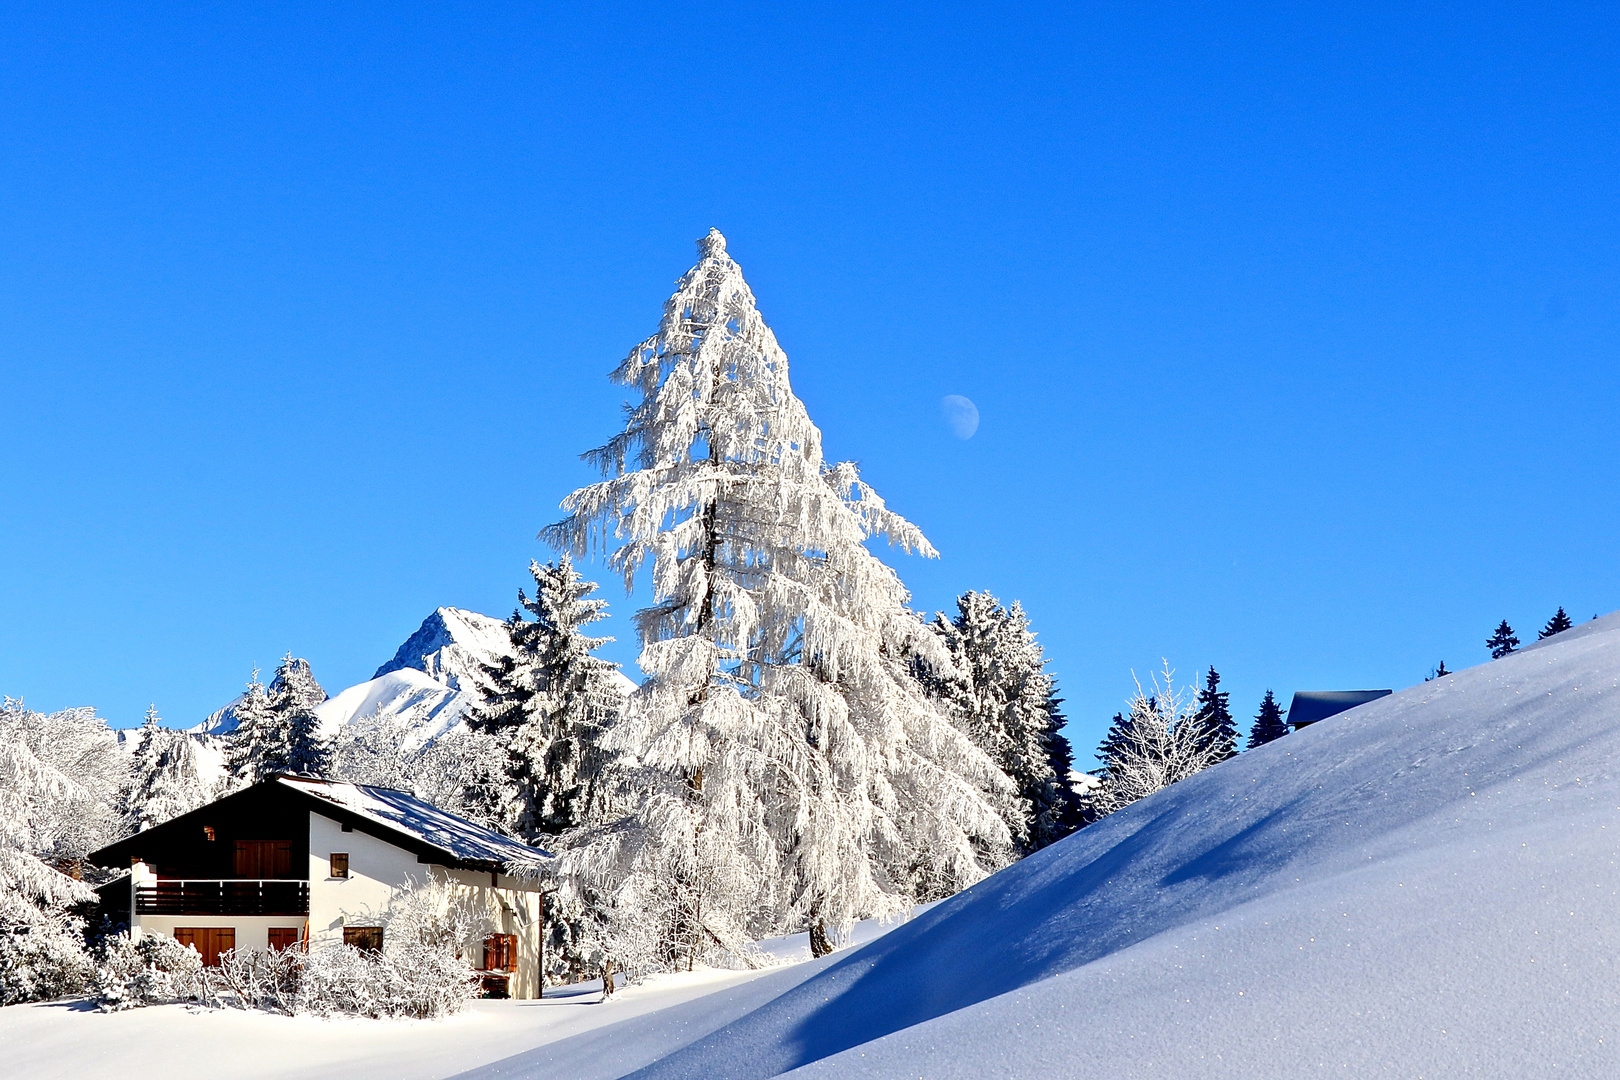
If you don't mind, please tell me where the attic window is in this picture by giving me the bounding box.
[329,853,349,879]
[203,826,216,842]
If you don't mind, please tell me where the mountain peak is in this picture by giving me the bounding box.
[372,607,512,692]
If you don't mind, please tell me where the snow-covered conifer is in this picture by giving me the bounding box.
[1091,666,1223,818]
[1246,689,1289,749]
[546,230,1010,963]
[1192,666,1238,762]
[467,555,624,839]
[226,657,331,783]
[925,591,1078,852]
[0,700,99,1003]
[123,705,209,832]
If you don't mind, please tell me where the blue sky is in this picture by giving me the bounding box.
[3,3,1617,761]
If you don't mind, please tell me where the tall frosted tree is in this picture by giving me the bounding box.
[925,591,1078,852]
[546,230,1010,965]
[123,705,210,832]
[0,700,99,1004]
[467,554,625,840]
[1486,620,1520,659]
[1192,666,1238,762]
[1246,689,1289,749]
[1540,608,1574,640]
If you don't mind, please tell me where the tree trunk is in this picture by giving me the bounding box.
[602,958,615,999]
[809,918,835,958]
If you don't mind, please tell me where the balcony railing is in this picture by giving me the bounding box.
[135,879,309,917]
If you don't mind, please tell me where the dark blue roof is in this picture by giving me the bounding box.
[1288,690,1392,728]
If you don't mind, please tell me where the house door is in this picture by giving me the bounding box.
[173,927,235,966]
[233,840,292,878]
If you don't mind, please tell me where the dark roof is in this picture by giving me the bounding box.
[274,776,552,871]
[89,775,551,875]
[1288,690,1392,728]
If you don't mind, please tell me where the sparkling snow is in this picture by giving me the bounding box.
[15,612,1620,1077]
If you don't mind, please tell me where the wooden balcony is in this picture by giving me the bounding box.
[135,879,309,917]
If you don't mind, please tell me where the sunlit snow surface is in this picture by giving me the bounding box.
[14,613,1620,1078]
[628,612,1620,1079]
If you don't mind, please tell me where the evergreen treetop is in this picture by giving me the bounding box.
[1486,620,1520,659]
[1540,607,1574,639]
[1246,690,1289,749]
[1193,666,1238,762]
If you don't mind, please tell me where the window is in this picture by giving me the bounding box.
[267,927,302,951]
[329,852,349,879]
[174,927,235,967]
[203,826,216,842]
[483,934,517,972]
[343,926,383,952]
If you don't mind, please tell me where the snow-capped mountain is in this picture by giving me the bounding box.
[195,606,635,751]
[372,607,513,693]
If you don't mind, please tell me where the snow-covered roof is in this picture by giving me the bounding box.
[275,776,552,873]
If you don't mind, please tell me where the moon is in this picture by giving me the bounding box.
[941,395,979,439]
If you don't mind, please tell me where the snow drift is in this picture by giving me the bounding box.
[618,612,1620,1079]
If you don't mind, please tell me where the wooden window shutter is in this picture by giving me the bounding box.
[343,926,383,952]
[483,934,516,972]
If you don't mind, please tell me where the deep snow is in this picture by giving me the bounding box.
[17,611,1620,1078]
[627,611,1620,1079]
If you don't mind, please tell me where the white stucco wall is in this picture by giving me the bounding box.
[135,916,305,953]
[308,812,546,998]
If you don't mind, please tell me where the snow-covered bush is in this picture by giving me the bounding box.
[299,879,483,1019]
[0,922,94,1005]
[93,933,204,1011]
[206,947,300,1014]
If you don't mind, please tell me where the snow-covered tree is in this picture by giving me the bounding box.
[1090,667,1224,818]
[924,591,1078,852]
[1539,608,1574,640]
[467,555,625,840]
[1486,620,1520,659]
[0,700,100,1003]
[545,230,1010,964]
[1246,689,1289,749]
[1192,666,1238,762]
[226,658,331,784]
[123,705,210,832]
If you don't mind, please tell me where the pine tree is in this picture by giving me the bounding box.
[1540,607,1574,639]
[226,657,331,783]
[1486,620,1520,659]
[467,555,625,840]
[225,671,276,785]
[123,706,209,832]
[1246,689,1289,749]
[924,591,1079,852]
[1192,666,1238,762]
[545,230,1010,965]
[1427,660,1452,681]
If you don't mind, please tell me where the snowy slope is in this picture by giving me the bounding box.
[628,612,1620,1079]
[311,667,468,748]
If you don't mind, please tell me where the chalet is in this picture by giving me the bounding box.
[1287,689,1392,731]
[88,775,552,998]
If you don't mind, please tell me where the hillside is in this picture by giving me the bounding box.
[612,611,1620,1079]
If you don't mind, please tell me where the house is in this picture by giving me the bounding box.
[88,775,552,998]
[1287,689,1392,730]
